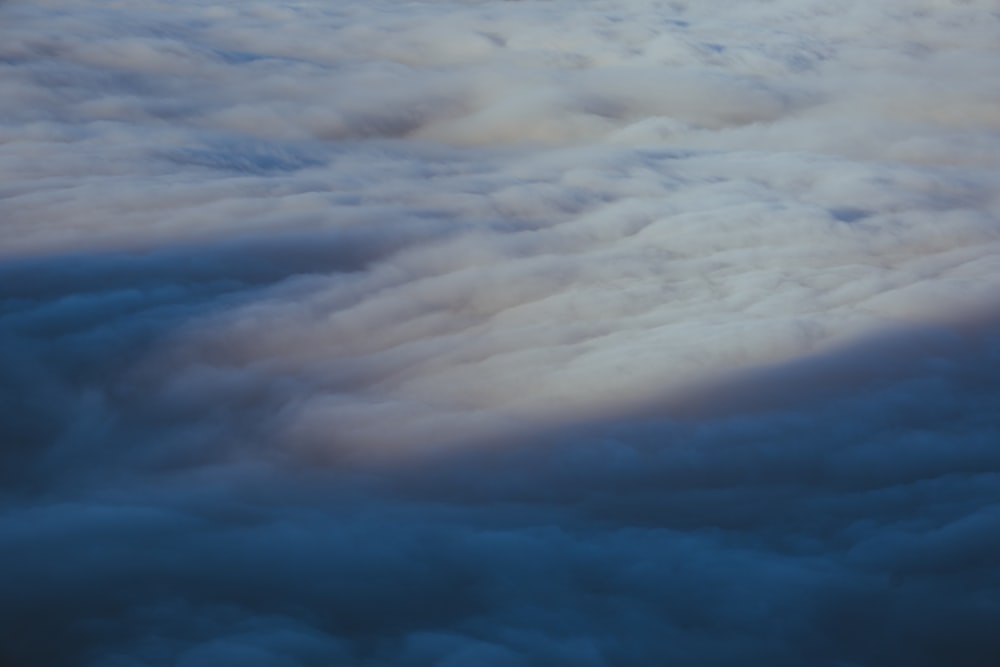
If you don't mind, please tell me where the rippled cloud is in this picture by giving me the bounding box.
[2,0,999,665]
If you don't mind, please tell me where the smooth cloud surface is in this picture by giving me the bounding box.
[2,0,1000,665]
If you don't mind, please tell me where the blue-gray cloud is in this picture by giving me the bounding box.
[2,0,999,665]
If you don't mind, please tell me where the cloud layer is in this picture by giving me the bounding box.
[2,0,1000,665]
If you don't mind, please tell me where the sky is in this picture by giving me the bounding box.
[2,0,1000,665]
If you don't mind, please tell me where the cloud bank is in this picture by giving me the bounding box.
[2,0,999,665]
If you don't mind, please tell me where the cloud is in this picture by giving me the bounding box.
[2,0,1000,665]
[4,327,1000,664]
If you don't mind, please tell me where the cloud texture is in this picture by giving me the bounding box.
[2,0,1000,665]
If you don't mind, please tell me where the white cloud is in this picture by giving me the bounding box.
[4,0,998,446]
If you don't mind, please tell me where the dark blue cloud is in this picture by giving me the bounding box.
[0,228,414,492]
[2,308,999,666]
[157,141,327,175]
